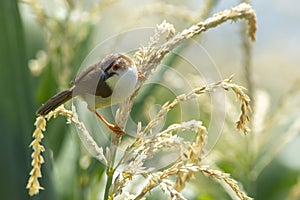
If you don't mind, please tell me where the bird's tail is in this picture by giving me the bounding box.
[36,88,73,116]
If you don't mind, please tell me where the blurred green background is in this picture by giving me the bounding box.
[1,0,300,199]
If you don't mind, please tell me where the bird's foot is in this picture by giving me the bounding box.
[108,124,126,135]
[93,110,125,135]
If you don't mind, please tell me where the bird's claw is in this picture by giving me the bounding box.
[110,125,126,135]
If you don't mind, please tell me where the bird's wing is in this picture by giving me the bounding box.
[72,62,112,98]
[71,62,98,85]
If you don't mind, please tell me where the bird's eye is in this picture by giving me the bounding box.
[112,63,120,71]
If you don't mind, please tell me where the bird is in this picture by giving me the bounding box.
[36,53,138,135]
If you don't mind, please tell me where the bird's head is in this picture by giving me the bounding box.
[102,53,138,104]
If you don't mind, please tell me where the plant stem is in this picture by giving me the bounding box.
[104,167,114,200]
[103,133,121,200]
